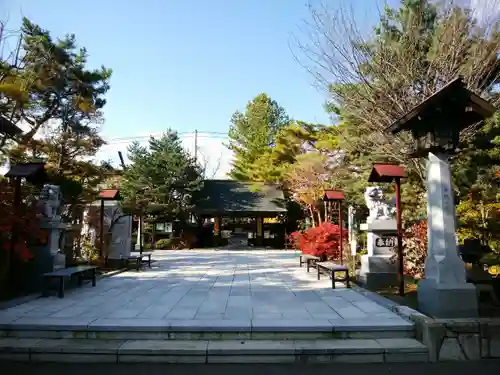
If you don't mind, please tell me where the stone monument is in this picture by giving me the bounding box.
[417,153,478,317]
[82,200,132,260]
[107,204,132,259]
[357,186,399,288]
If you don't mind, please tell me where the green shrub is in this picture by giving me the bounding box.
[155,239,172,249]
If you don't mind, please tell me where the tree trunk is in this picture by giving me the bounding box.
[308,206,316,227]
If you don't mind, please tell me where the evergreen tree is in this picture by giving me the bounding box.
[122,132,203,221]
[227,93,290,180]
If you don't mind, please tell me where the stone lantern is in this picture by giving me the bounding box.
[386,77,496,318]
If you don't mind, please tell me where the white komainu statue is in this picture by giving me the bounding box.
[40,184,62,219]
[364,186,396,221]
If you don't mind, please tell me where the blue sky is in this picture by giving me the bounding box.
[1,0,398,176]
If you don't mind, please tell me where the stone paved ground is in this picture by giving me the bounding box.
[0,250,408,327]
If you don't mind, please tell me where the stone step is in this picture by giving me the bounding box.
[0,318,415,340]
[0,337,429,363]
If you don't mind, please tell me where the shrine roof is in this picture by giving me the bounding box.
[368,164,406,183]
[98,189,121,200]
[323,190,345,201]
[5,162,46,178]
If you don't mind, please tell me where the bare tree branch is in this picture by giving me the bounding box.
[292,0,500,183]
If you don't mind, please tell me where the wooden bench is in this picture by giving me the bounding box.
[42,265,98,298]
[299,254,320,272]
[316,261,350,289]
[131,252,153,268]
[123,255,143,271]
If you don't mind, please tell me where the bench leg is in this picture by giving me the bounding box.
[331,271,336,289]
[307,260,310,273]
[346,271,350,288]
[77,273,83,287]
[58,277,65,298]
[317,266,321,281]
[299,257,303,267]
[42,277,49,297]
[92,268,96,287]
[148,256,152,268]
[136,259,140,271]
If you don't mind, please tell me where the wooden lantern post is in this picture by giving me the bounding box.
[97,189,121,258]
[368,164,407,296]
[323,190,345,264]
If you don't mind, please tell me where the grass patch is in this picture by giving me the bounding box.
[358,275,419,310]
[376,283,419,310]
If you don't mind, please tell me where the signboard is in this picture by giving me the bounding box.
[375,236,396,248]
[155,222,173,233]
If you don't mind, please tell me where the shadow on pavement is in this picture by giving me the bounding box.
[1,361,500,375]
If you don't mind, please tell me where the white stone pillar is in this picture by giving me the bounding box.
[135,217,142,251]
[348,206,357,256]
[417,152,477,318]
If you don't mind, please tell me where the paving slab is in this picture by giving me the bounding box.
[119,340,208,355]
[207,340,295,355]
[0,250,412,333]
[31,339,125,353]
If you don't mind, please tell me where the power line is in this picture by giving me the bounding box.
[103,131,228,144]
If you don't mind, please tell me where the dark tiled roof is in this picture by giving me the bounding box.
[0,116,23,137]
[194,180,287,216]
[4,162,47,185]
[5,162,45,178]
[386,77,496,134]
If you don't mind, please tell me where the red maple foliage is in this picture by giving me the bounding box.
[289,222,345,261]
[395,219,428,279]
[0,180,46,262]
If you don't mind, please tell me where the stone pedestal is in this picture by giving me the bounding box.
[417,153,478,318]
[358,219,398,288]
[40,218,69,272]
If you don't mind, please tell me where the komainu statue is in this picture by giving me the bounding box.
[364,186,396,221]
[39,184,62,219]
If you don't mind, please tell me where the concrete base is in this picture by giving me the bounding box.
[357,272,399,290]
[417,278,478,318]
[357,254,398,289]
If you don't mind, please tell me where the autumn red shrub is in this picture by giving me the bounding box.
[394,219,428,279]
[0,180,45,262]
[287,231,302,250]
[293,222,346,261]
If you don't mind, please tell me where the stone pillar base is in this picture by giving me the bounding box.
[417,278,478,318]
[357,272,399,289]
[357,254,398,289]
